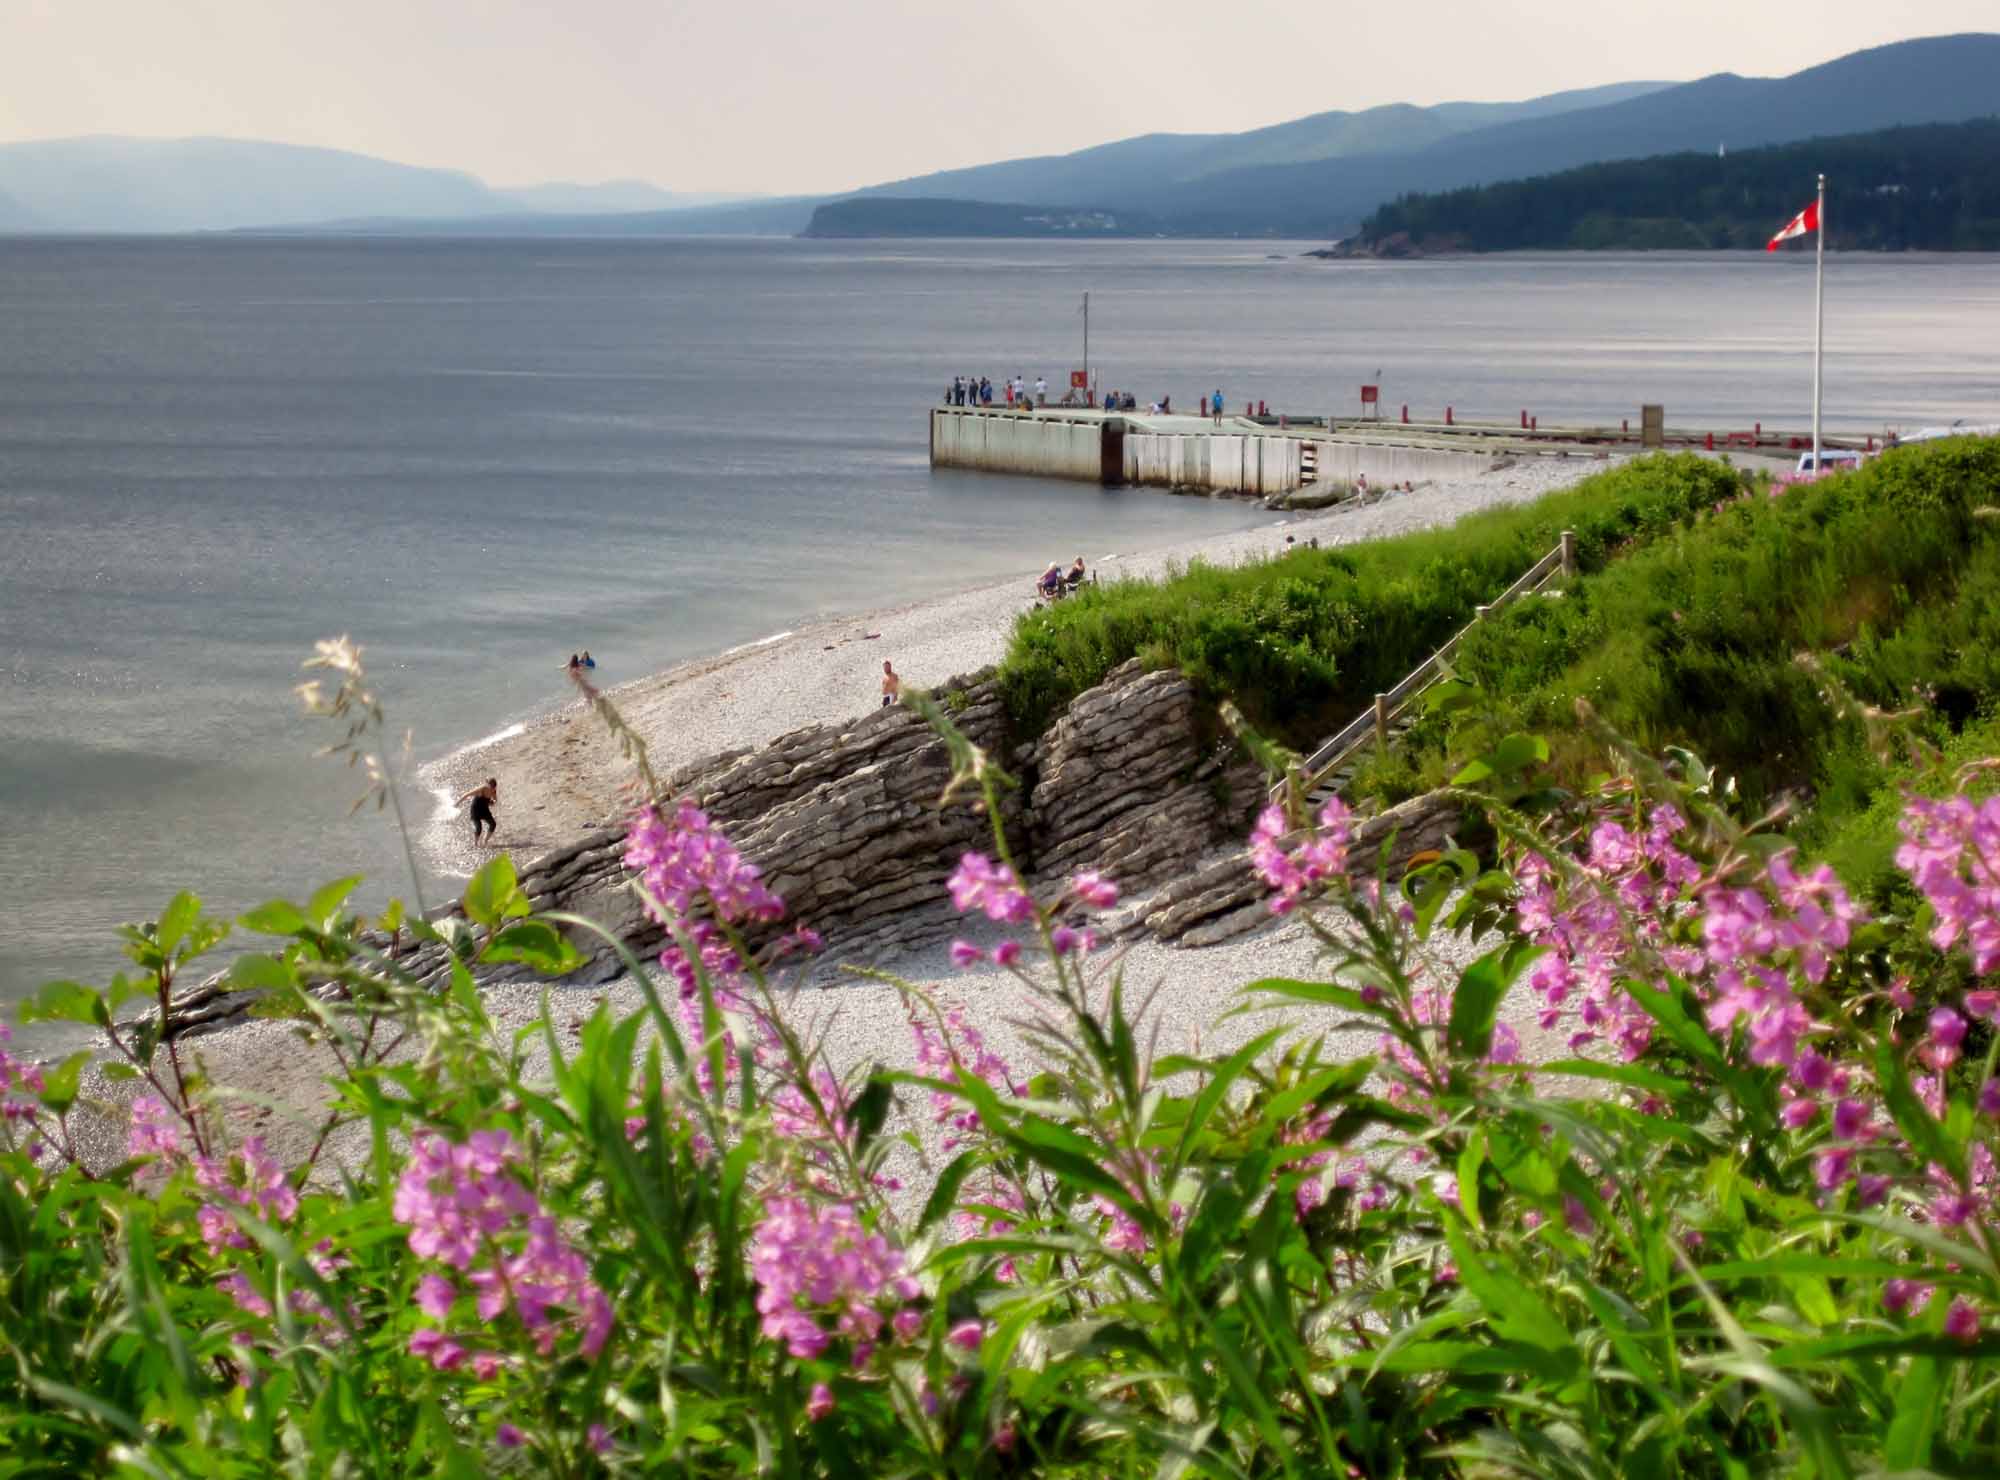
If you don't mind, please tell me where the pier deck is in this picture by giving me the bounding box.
[930,404,1868,497]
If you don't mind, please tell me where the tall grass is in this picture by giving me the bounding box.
[997,454,1746,744]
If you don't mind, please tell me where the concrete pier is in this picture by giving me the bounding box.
[929,406,1551,497]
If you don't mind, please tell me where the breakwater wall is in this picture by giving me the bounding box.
[930,406,1554,498]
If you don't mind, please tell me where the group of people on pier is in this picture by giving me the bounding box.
[948,373,1047,408]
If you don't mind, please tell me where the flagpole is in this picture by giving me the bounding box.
[1812,172,1825,472]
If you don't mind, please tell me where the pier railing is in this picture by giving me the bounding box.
[1275,530,1576,806]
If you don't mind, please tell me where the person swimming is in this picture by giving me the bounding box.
[581,650,595,669]
[458,776,499,844]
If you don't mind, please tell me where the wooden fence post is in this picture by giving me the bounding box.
[1374,693,1390,753]
[1561,529,1577,579]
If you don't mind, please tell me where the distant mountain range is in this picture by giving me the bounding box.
[1332,119,2000,254]
[805,33,2000,238]
[2,34,1995,239]
[0,136,750,233]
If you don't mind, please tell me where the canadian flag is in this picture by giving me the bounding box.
[1767,200,1819,251]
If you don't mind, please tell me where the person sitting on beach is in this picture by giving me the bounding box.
[1037,562,1065,600]
[1065,555,1087,590]
[458,776,500,845]
[881,659,901,709]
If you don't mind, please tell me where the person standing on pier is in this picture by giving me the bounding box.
[1213,387,1225,425]
[1035,375,1046,406]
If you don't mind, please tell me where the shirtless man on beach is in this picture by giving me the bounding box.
[881,660,902,708]
[458,777,499,844]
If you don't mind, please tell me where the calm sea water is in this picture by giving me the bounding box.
[2,237,1997,1028]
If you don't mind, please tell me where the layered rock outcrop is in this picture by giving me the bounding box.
[154,661,1458,1036]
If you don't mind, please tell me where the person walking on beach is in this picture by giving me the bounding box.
[459,776,500,845]
[881,660,902,708]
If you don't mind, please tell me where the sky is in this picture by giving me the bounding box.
[4,1,1992,195]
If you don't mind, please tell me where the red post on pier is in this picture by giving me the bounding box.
[1623,418,1629,434]
[1705,431,1714,451]
[1866,434,1875,451]
[1531,415,1538,432]
[1401,404,1408,424]
[1520,410,1528,429]
[1446,406,1454,425]
[1755,421,1762,441]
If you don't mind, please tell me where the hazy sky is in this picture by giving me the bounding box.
[5,2,1991,193]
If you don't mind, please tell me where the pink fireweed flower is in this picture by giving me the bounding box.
[1069,870,1120,909]
[1925,1007,1968,1070]
[409,1328,468,1372]
[393,1132,613,1362]
[626,800,785,997]
[1967,990,2000,1022]
[415,1273,457,1322]
[1813,1145,1854,1191]
[127,1096,184,1160]
[946,852,1036,924]
[1946,1296,1983,1344]
[1855,1174,1893,1208]
[1831,1098,1873,1141]
[1780,1098,1819,1130]
[1249,799,1353,913]
[1883,1279,1933,1316]
[911,1007,1024,1148]
[992,939,1022,967]
[1896,793,2000,974]
[192,1137,299,1253]
[949,939,985,968]
[749,1197,915,1359]
[806,1382,835,1422]
[1980,1079,2000,1118]
[495,1423,526,1450]
[946,1320,985,1352]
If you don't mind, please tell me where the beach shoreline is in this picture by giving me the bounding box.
[419,456,1615,881]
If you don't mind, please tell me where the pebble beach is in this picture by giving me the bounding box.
[80,456,1612,1171]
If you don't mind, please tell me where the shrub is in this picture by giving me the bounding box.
[997,454,1746,743]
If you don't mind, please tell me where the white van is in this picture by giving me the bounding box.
[1795,450,1863,474]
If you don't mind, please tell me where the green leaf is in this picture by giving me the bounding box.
[1240,977,1385,1018]
[226,954,295,992]
[847,1075,893,1158]
[480,920,585,975]
[1174,1026,1285,1165]
[1442,1213,1574,1357]
[155,892,201,955]
[1448,943,1540,1059]
[238,899,311,936]
[918,1151,978,1235]
[307,875,366,924]
[1456,1128,1488,1234]
[37,1052,92,1114]
[1491,732,1550,775]
[462,854,528,929]
[1884,1356,1942,1469]
[1451,757,1495,786]
[19,979,107,1027]
[1538,1058,1691,1098]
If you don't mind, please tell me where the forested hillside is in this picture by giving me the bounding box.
[1346,118,2000,252]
